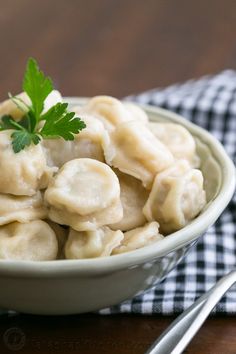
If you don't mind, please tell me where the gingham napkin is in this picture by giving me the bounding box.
[100,70,236,315]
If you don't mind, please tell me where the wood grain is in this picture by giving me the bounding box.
[0,1,236,353]
[1,0,236,99]
[0,314,236,354]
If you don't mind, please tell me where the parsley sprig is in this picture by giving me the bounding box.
[0,58,86,153]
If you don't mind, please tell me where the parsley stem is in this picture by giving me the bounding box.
[27,114,32,132]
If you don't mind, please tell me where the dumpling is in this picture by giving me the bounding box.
[104,120,174,188]
[0,90,62,122]
[45,158,123,231]
[110,170,148,231]
[79,96,132,132]
[112,222,164,254]
[0,130,54,196]
[149,122,200,167]
[65,226,124,259]
[77,96,149,132]
[0,220,58,261]
[46,221,68,259]
[143,160,207,234]
[0,192,47,226]
[43,115,109,167]
[45,158,120,215]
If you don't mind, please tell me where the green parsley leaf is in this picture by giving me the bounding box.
[17,115,30,130]
[0,115,24,131]
[40,102,68,122]
[23,58,53,122]
[40,102,86,140]
[11,131,41,153]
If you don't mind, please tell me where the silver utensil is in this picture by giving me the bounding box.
[145,270,236,354]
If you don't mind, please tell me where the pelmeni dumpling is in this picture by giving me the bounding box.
[0,192,47,226]
[43,115,109,167]
[0,90,62,122]
[77,96,149,132]
[65,226,124,259]
[45,158,120,215]
[149,122,200,167]
[79,96,132,131]
[104,120,174,188]
[0,220,58,261]
[45,158,123,231]
[143,160,206,234]
[0,131,54,196]
[112,222,164,254]
[110,170,148,231]
[46,221,68,259]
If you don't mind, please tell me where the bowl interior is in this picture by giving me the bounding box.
[0,98,234,276]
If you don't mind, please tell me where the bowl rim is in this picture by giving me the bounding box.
[0,97,235,277]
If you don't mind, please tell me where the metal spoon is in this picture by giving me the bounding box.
[145,270,236,354]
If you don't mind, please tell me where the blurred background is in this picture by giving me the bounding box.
[1,0,236,100]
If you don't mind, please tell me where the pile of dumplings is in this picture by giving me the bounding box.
[0,93,206,261]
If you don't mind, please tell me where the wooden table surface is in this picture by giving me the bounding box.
[0,1,236,353]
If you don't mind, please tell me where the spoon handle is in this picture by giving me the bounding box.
[145,270,236,354]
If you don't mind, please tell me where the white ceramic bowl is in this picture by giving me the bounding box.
[0,98,235,315]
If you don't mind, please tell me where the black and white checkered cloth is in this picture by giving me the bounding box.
[100,70,236,315]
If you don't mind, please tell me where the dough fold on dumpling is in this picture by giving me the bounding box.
[0,220,58,261]
[0,131,54,196]
[45,158,123,231]
[110,170,148,231]
[0,90,62,121]
[0,192,47,226]
[48,199,123,232]
[112,222,164,254]
[149,122,200,167]
[104,120,174,188]
[143,160,206,234]
[65,226,124,259]
[43,114,109,167]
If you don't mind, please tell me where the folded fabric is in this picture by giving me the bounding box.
[100,70,236,315]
